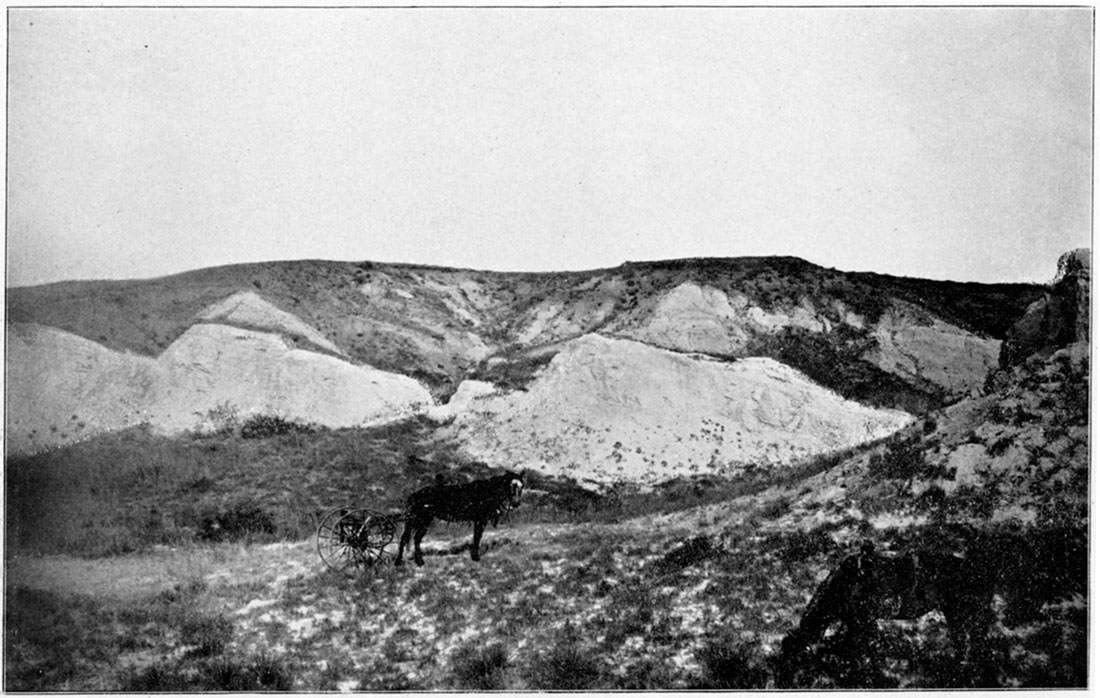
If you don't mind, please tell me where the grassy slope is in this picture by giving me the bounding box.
[4,412,873,559]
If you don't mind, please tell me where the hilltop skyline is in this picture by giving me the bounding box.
[6,7,1092,287]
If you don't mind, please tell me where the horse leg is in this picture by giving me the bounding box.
[395,520,413,567]
[471,519,486,561]
[412,519,431,566]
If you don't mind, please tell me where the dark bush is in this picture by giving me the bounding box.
[451,642,508,690]
[120,664,191,691]
[199,655,293,691]
[240,414,317,439]
[694,641,769,689]
[228,654,293,691]
[868,436,928,480]
[914,484,947,509]
[197,500,277,542]
[769,528,835,563]
[528,640,601,690]
[652,535,718,575]
[181,614,233,658]
[757,496,791,520]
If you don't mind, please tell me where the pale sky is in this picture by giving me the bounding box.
[6,7,1093,287]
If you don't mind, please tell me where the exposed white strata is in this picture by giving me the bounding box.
[155,324,433,433]
[5,322,434,454]
[197,290,346,356]
[6,323,161,454]
[617,282,852,355]
[446,333,913,485]
[631,283,748,355]
[866,300,1000,396]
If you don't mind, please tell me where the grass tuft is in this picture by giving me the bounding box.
[527,632,602,690]
[451,642,508,690]
[694,640,771,689]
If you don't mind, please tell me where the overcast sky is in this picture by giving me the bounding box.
[6,7,1093,287]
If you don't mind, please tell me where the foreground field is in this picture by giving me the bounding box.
[7,478,1085,691]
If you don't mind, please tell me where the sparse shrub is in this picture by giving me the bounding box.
[234,653,294,691]
[197,401,240,437]
[119,663,191,691]
[868,436,927,480]
[527,635,602,690]
[451,642,508,690]
[197,499,277,542]
[651,535,718,575]
[610,656,678,689]
[758,496,791,520]
[180,654,294,691]
[694,640,770,689]
[944,484,997,518]
[768,528,835,563]
[914,483,947,510]
[239,413,318,439]
[181,614,233,658]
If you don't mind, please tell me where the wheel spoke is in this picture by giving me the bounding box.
[317,508,363,571]
[317,508,403,571]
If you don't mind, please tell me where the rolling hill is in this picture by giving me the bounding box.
[6,255,1041,468]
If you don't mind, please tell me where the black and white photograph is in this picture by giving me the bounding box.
[4,5,1091,690]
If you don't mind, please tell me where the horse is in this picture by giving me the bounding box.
[394,471,525,567]
[774,541,995,688]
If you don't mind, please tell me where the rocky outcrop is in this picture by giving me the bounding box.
[1000,248,1090,368]
[865,300,1000,396]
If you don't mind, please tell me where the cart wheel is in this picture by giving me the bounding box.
[356,515,399,568]
[317,509,401,571]
[316,508,362,571]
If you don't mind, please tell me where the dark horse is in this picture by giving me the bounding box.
[775,542,995,688]
[394,472,525,566]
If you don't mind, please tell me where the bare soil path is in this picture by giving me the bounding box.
[6,540,320,601]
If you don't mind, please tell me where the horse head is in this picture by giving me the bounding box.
[505,471,525,509]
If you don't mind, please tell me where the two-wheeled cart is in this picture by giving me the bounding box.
[315,507,407,570]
